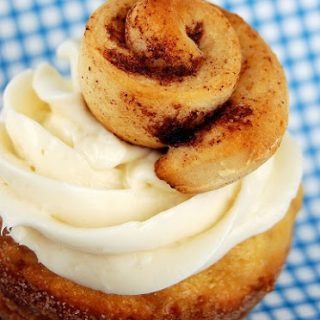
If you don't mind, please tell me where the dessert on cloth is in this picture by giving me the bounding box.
[0,0,302,319]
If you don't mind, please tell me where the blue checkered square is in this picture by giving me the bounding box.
[0,1,319,319]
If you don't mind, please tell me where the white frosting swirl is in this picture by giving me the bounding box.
[0,41,302,295]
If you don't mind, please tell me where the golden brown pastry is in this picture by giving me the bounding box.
[79,0,288,193]
[0,187,302,320]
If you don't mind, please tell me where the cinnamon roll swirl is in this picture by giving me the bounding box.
[79,0,288,193]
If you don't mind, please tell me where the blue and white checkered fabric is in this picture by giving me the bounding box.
[0,0,319,319]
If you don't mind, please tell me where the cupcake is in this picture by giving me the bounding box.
[0,0,302,319]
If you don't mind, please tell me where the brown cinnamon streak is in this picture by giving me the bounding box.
[186,22,204,46]
[103,49,202,81]
[154,101,253,146]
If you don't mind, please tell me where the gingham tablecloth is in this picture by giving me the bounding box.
[0,1,319,319]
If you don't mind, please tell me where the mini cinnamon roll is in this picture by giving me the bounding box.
[79,0,288,193]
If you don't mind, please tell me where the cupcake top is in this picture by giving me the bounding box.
[0,41,302,295]
[0,0,302,296]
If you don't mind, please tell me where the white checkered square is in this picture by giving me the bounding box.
[24,34,45,55]
[288,247,305,265]
[282,16,303,38]
[302,156,315,177]
[295,266,317,283]
[0,18,16,38]
[2,40,23,62]
[264,291,285,308]
[259,22,281,44]
[278,270,295,287]
[292,60,314,82]
[284,287,305,303]
[63,1,86,22]
[286,38,308,60]
[298,82,318,104]
[304,176,320,199]
[6,62,26,80]
[310,127,320,149]
[307,283,320,300]
[254,2,274,21]
[277,1,297,16]
[296,303,318,318]
[273,307,295,320]
[17,11,39,34]
[306,244,320,261]
[40,6,62,27]
[310,33,320,53]
[304,11,320,32]
[0,1,10,16]
[297,224,318,243]
[309,199,320,218]
[46,29,67,50]
[300,0,320,11]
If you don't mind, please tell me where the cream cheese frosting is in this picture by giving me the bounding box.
[0,41,302,295]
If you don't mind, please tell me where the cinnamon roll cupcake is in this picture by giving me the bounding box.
[0,0,302,319]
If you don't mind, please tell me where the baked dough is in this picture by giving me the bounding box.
[79,1,288,193]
